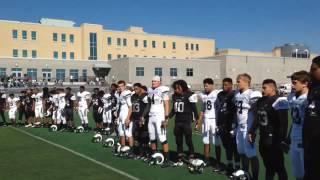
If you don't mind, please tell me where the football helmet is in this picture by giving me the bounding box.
[231,170,251,180]
[188,159,206,174]
[49,124,58,132]
[148,153,165,165]
[102,127,112,135]
[103,137,115,147]
[92,133,103,143]
[74,126,84,133]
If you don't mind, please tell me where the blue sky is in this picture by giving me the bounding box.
[1,0,319,53]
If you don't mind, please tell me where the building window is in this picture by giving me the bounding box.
[196,44,199,51]
[155,67,162,76]
[163,41,166,48]
[22,30,27,40]
[186,68,193,77]
[53,33,58,41]
[70,34,74,43]
[22,50,28,58]
[69,69,79,82]
[12,49,18,57]
[61,34,66,42]
[89,33,97,60]
[11,68,22,77]
[152,41,156,48]
[172,42,176,49]
[191,43,194,50]
[56,69,65,81]
[123,54,127,58]
[136,67,144,76]
[42,69,52,82]
[107,37,112,45]
[0,68,6,77]
[12,30,18,39]
[82,69,87,82]
[170,68,177,77]
[32,50,37,58]
[185,43,189,50]
[27,68,37,80]
[143,40,147,48]
[31,31,37,40]
[70,52,75,60]
[62,52,67,60]
[117,38,121,46]
[108,54,112,60]
[53,51,58,59]
[117,54,121,59]
[123,38,127,46]
[134,39,138,47]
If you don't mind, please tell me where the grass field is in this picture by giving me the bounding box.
[0,110,294,180]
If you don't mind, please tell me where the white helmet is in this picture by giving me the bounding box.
[116,143,121,153]
[119,146,131,157]
[44,110,52,117]
[149,153,164,165]
[75,126,84,133]
[103,137,115,147]
[232,170,251,180]
[92,133,103,143]
[188,159,206,174]
[50,125,58,132]
[102,127,112,135]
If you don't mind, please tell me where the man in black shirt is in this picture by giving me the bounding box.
[92,90,104,132]
[24,89,35,127]
[0,91,6,126]
[249,79,288,180]
[18,90,26,125]
[131,83,149,158]
[65,87,76,131]
[169,80,199,163]
[215,78,240,175]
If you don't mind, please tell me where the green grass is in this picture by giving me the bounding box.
[0,109,294,180]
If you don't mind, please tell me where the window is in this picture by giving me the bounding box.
[196,44,199,51]
[163,41,166,48]
[11,68,22,78]
[61,34,66,42]
[108,54,112,60]
[0,68,6,77]
[117,38,121,46]
[136,67,144,76]
[12,30,18,39]
[31,31,37,40]
[143,40,147,48]
[123,54,127,58]
[56,69,65,81]
[62,52,67,60]
[172,42,176,49]
[27,68,37,80]
[42,69,52,82]
[191,43,194,50]
[22,30,27,40]
[155,67,162,76]
[134,39,138,47]
[89,33,97,60]
[53,51,58,59]
[22,50,28,58]
[186,68,193,77]
[185,43,189,50]
[152,41,156,48]
[107,37,112,45]
[170,68,177,77]
[70,34,74,43]
[12,49,18,57]
[32,50,37,58]
[53,33,58,41]
[70,52,75,60]
[123,38,127,46]
[82,69,87,82]
[117,54,121,59]
[69,69,79,82]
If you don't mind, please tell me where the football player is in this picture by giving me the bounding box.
[18,90,26,126]
[7,93,20,126]
[32,88,44,126]
[234,73,261,180]
[57,88,67,131]
[215,78,240,175]
[92,90,104,132]
[249,79,288,180]
[196,78,222,172]
[42,87,52,127]
[0,91,7,126]
[76,86,91,132]
[24,89,35,127]
[65,87,76,131]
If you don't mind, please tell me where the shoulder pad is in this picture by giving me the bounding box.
[103,94,111,98]
[70,95,76,101]
[272,97,289,110]
[142,95,149,103]
[188,93,198,103]
[31,94,35,98]
[160,86,170,93]
[123,90,132,97]
[249,91,262,104]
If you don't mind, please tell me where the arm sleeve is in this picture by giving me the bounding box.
[168,102,175,118]
[277,109,288,142]
[191,102,199,120]
[141,98,151,118]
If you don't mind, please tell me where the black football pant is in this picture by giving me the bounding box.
[220,130,240,167]
[174,122,194,157]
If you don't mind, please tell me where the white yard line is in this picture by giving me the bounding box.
[10,127,140,180]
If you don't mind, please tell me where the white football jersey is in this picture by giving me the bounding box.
[234,89,262,127]
[198,90,220,119]
[148,86,170,116]
[118,90,132,114]
[32,92,43,107]
[77,91,91,108]
[58,93,66,109]
[51,94,59,107]
[7,97,19,109]
[288,93,308,141]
